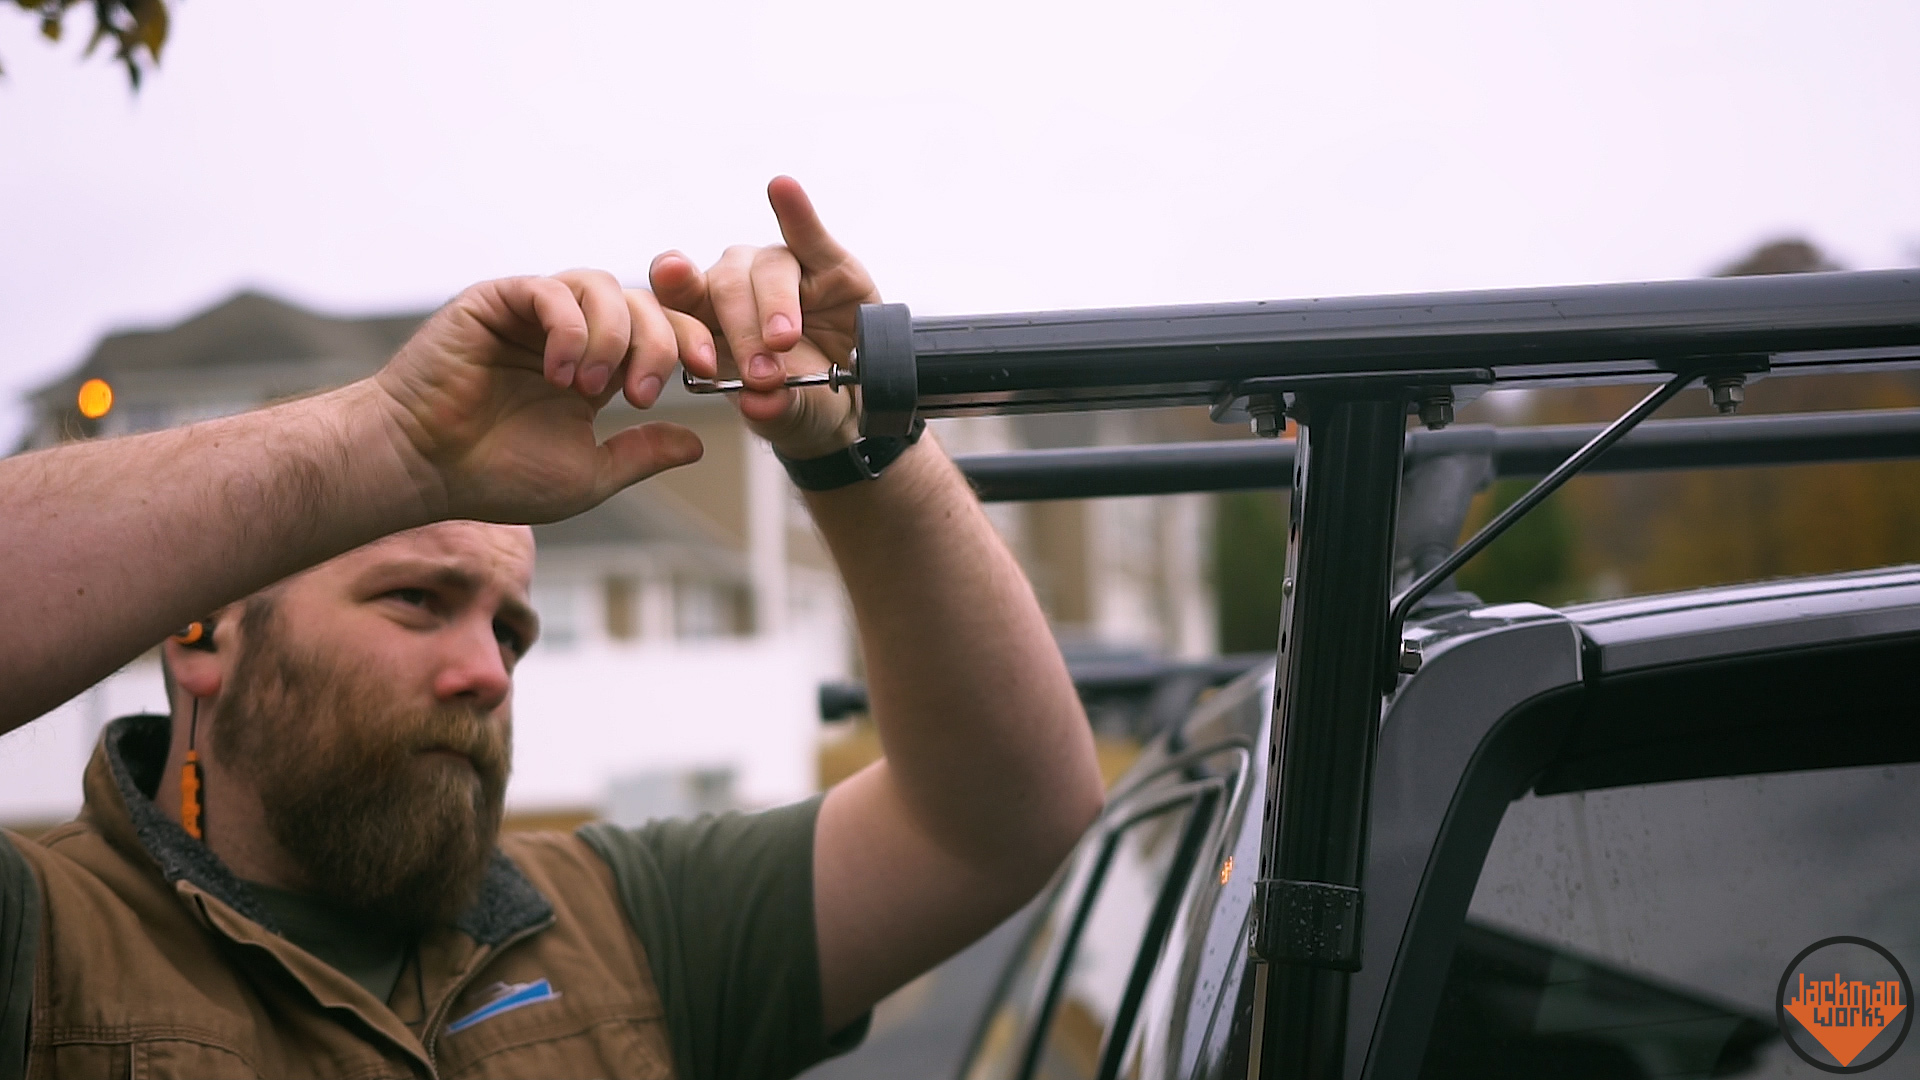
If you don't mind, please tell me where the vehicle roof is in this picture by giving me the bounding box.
[1170,562,1920,755]
[1561,563,1920,674]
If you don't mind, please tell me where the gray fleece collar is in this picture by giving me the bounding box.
[101,715,552,946]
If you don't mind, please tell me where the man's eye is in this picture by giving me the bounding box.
[494,621,527,656]
[388,588,433,608]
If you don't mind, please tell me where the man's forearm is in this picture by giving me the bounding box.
[808,436,1103,871]
[0,380,431,732]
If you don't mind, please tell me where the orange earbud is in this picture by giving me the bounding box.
[171,619,216,651]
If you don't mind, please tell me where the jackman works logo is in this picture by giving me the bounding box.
[1777,937,1912,1072]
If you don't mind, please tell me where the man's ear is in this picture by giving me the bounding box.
[164,604,237,700]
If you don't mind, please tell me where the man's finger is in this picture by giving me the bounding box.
[554,269,633,399]
[709,245,786,392]
[665,309,720,379]
[650,252,711,320]
[767,176,855,273]
[750,246,805,354]
[595,422,704,499]
[478,276,590,389]
[622,290,680,410]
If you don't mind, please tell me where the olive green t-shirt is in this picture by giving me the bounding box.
[249,883,414,1002]
[579,798,870,1080]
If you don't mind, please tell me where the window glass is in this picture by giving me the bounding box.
[1112,754,1257,1080]
[1031,799,1199,1080]
[1421,762,1920,1079]
[965,844,1103,1080]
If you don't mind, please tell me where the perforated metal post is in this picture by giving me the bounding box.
[1251,393,1409,1080]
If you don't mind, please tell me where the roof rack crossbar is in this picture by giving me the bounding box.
[900,270,1920,418]
[952,407,1920,502]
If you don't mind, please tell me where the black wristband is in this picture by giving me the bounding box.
[775,417,927,492]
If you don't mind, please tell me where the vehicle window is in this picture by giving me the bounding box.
[965,848,1099,1080]
[1111,755,1259,1080]
[1420,761,1920,1080]
[1029,797,1204,1080]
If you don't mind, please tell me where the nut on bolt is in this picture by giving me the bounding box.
[1417,389,1454,431]
[1706,373,1746,415]
[1248,396,1284,438]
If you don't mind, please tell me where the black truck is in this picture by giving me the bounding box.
[779,268,1920,1080]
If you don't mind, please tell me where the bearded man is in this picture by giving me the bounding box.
[0,179,1104,1079]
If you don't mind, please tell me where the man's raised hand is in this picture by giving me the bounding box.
[649,177,878,460]
[373,270,704,524]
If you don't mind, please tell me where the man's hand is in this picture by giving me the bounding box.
[374,270,705,524]
[0,268,705,731]
[649,177,872,460]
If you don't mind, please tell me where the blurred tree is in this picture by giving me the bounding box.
[4,0,168,87]
[1214,490,1288,652]
[1454,479,1580,604]
[1519,237,1920,599]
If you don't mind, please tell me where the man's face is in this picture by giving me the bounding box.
[211,522,539,928]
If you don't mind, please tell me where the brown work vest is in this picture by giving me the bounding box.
[10,717,677,1078]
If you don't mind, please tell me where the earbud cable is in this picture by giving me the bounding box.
[182,697,205,840]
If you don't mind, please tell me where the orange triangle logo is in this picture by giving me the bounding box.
[1784,972,1907,1067]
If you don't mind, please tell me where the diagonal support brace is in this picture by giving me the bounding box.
[1383,366,1735,686]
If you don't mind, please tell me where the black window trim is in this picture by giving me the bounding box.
[956,739,1252,1080]
[1015,777,1226,1080]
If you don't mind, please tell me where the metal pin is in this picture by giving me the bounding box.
[682,358,856,395]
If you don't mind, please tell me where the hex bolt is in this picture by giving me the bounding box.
[1398,643,1422,675]
[1707,373,1746,415]
[1417,389,1454,431]
[1248,396,1284,438]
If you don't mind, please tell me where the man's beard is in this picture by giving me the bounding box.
[212,598,511,930]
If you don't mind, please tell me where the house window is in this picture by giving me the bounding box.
[603,576,638,641]
[675,580,746,639]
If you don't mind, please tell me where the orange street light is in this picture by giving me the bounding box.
[77,378,114,420]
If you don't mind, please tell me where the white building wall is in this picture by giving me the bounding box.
[746,432,790,636]
[506,636,830,812]
[0,658,169,824]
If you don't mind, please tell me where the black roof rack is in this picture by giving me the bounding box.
[832,270,1920,1080]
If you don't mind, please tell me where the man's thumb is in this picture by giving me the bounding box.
[596,423,705,499]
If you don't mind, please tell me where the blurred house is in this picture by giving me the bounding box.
[940,410,1219,664]
[4,290,1221,827]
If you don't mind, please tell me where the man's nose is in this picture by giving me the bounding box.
[431,617,512,709]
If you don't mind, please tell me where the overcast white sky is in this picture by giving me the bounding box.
[3,0,1916,442]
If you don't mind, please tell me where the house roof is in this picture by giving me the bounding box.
[533,484,723,550]
[29,290,428,409]
[82,290,420,377]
